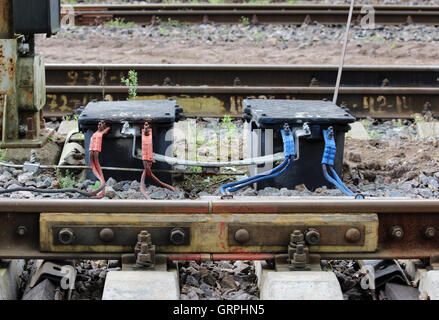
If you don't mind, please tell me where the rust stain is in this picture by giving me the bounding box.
[7,56,14,82]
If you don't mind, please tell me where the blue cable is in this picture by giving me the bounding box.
[325,165,354,196]
[321,126,356,196]
[219,157,289,195]
[228,158,294,192]
[322,164,351,196]
[220,124,296,195]
[329,166,355,196]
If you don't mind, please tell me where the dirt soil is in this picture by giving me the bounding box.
[344,138,439,186]
[37,35,439,65]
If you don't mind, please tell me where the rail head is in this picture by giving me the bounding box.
[1,198,439,213]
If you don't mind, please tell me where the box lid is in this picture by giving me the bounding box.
[78,99,183,126]
[243,99,355,127]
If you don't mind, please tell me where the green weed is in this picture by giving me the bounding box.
[56,169,77,189]
[240,16,250,26]
[104,18,137,28]
[0,149,6,162]
[121,70,138,100]
[91,181,101,190]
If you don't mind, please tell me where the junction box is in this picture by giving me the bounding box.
[78,99,184,184]
[13,0,60,36]
[243,99,356,191]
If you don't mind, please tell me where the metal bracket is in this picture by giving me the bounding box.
[292,122,311,161]
[29,261,77,299]
[121,121,141,160]
[134,230,156,270]
[287,230,311,271]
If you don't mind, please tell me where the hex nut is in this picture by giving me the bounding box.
[170,228,185,245]
[305,229,320,245]
[138,230,151,244]
[423,226,436,239]
[389,225,404,240]
[291,230,304,243]
[234,229,250,244]
[99,228,114,242]
[16,225,28,236]
[58,228,74,245]
[345,228,361,243]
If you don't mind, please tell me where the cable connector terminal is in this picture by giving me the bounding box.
[280,123,296,158]
[141,120,154,162]
[89,121,110,152]
[321,126,336,166]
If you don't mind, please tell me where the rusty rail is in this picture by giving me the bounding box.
[43,64,439,119]
[1,198,439,260]
[62,4,439,25]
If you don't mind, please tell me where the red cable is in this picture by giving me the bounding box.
[147,165,176,192]
[88,123,110,199]
[140,160,151,200]
[139,120,177,198]
[92,152,106,199]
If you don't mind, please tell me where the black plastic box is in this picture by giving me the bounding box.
[78,99,184,184]
[243,99,356,191]
[13,0,60,35]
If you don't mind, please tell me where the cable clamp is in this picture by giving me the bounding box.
[141,119,154,162]
[280,123,296,158]
[89,121,110,152]
[321,126,336,166]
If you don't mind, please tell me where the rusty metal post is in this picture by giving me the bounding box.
[0,0,13,39]
[0,0,18,143]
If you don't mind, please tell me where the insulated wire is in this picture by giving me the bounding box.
[220,157,292,195]
[153,152,284,167]
[329,166,355,196]
[140,160,151,200]
[228,158,294,193]
[322,164,354,196]
[220,157,290,194]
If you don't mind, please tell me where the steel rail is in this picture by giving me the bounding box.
[0,198,438,213]
[42,63,439,119]
[1,199,439,260]
[63,4,439,25]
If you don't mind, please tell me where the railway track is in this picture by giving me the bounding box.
[1,198,439,261]
[43,64,439,119]
[62,4,439,26]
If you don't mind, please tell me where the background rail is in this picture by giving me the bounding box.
[62,4,439,25]
[43,64,439,119]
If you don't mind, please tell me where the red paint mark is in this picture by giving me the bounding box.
[219,222,226,250]
[219,222,225,239]
[231,247,245,253]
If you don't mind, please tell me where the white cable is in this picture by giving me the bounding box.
[153,152,284,167]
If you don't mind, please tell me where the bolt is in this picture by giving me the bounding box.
[58,228,74,245]
[16,225,28,236]
[345,228,361,243]
[291,243,307,268]
[389,225,404,240]
[234,229,250,244]
[305,229,320,245]
[140,243,149,254]
[169,228,185,245]
[137,251,152,265]
[99,228,114,242]
[423,226,436,239]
